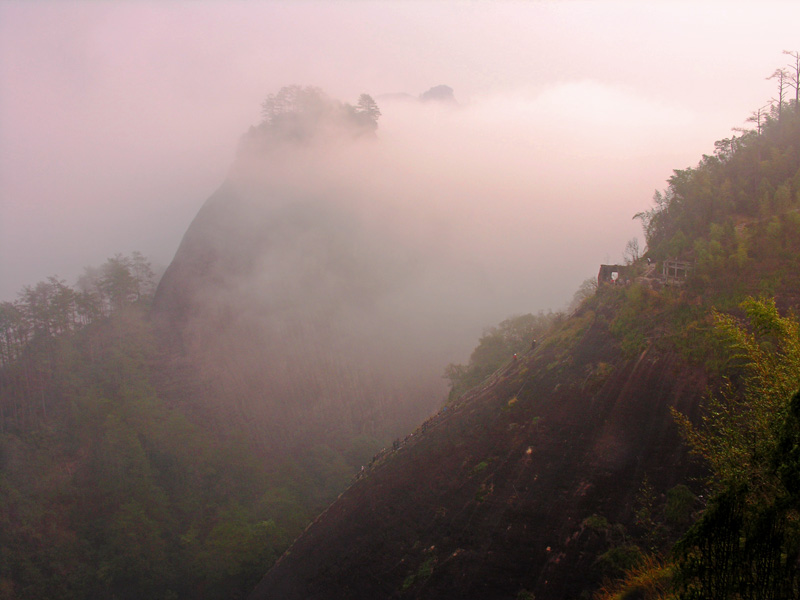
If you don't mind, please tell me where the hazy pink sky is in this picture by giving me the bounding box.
[1,0,798,307]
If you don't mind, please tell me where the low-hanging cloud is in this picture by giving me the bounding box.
[4,1,798,304]
[263,82,704,326]
[185,81,712,380]
[148,81,715,451]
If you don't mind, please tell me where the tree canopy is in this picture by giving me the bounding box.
[670,298,800,599]
[0,252,362,599]
[635,61,800,268]
[240,85,382,151]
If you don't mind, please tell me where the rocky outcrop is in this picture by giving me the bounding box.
[249,307,706,599]
[151,176,455,453]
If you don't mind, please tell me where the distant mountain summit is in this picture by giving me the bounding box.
[248,299,706,599]
[419,84,458,104]
[378,85,458,105]
[152,86,472,458]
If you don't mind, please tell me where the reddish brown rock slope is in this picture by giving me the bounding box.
[249,307,706,599]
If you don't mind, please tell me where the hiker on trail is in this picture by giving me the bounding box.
[531,338,537,350]
[513,353,518,361]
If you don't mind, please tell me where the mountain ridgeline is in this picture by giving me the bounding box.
[248,90,800,597]
[2,75,800,600]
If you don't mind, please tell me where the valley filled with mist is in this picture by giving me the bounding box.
[2,3,800,599]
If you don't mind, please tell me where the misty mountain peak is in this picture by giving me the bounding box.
[238,85,381,155]
[419,84,457,104]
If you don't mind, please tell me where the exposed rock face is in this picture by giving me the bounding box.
[249,307,705,599]
[149,85,511,456]
[151,172,457,452]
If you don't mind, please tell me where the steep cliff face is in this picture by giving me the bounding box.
[249,304,706,599]
[151,172,454,452]
[150,85,544,456]
[149,88,474,452]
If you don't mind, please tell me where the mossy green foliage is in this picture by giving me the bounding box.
[674,298,800,493]
[584,480,697,591]
[583,514,611,532]
[664,485,695,529]
[597,545,646,578]
[636,102,800,307]
[639,104,800,263]
[444,312,557,400]
[606,283,667,357]
[542,309,592,354]
[670,298,800,599]
[474,481,493,503]
[594,556,674,600]
[401,555,436,591]
[599,297,800,599]
[596,276,722,369]
[472,460,489,474]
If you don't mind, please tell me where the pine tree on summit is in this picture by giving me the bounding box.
[782,50,799,106]
[248,86,381,146]
[356,93,381,130]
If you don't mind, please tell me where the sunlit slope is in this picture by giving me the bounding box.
[249,305,706,599]
[249,99,800,600]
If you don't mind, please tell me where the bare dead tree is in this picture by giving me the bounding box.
[624,237,641,265]
[745,103,771,135]
[783,50,800,107]
[767,68,790,120]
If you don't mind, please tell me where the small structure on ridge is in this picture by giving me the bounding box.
[597,264,629,286]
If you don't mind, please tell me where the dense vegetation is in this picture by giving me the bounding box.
[443,312,558,401]
[0,254,363,599]
[636,73,800,306]
[596,299,800,600]
[592,55,800,599]
[672,298,800,599]
[239,85,381,152]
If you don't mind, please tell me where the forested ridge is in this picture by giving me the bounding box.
[590,57,800,599]
[0,254,363,599]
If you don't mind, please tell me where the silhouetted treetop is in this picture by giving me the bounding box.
[419,84,457,104]
[634,99,799,262]
[260,85,329,125]
[355,93,381,129]
[634,53,800,266]
[241,85,381,152]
